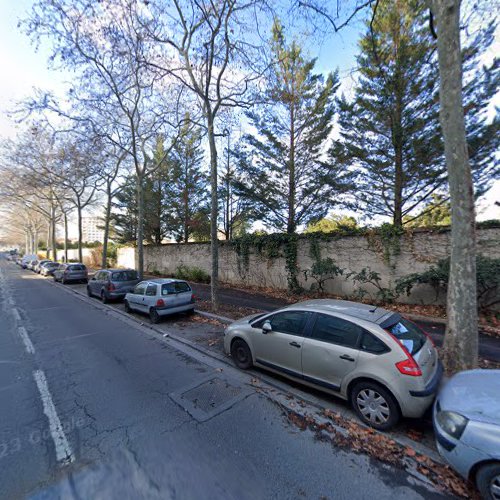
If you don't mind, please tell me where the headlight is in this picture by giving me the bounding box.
[436,411,468,440]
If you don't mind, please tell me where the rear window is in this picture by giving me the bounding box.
[387,318,426,355]
[68,265,85,271]
[161,282,191,295]
[111,271,138,281]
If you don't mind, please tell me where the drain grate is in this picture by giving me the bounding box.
[170,377,252,422]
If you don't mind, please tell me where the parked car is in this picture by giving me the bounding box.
[40,262,60,277]
[87,269,140,303]
[21,254,37,268]
[53,263,88,284]
[35,259,53,273]
[124,279,195,323]
[27,259,39,271]
[434,370,500,500]
[224,299,442,430]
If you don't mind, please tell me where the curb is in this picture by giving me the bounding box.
[194,310,233,324]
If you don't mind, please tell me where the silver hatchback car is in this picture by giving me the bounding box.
[224,299,442,430]
[124,279,195,323]
[87,269,140,303]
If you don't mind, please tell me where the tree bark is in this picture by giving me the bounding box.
[102,183,112,268]
[51,203,57,262]
[136,176,145,279]
[429,0,478,373]
[207,115,219,310]
[77,203,83,263]
[64,212,68,263]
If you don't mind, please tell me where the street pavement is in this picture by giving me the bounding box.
[0,257,450,499]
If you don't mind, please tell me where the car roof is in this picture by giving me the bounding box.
[99,268,136,273]
[146,278,187,284]
[284,299,398,326]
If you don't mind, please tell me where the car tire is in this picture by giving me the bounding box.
[350,381,400,431]
[124,300,131,313]
[476,462,500,500]
[149,308,160,324]
[230,339,253,370]
[101,291,109,304]
[87,286,92,297]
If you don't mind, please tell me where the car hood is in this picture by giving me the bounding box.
[439,369,500,424]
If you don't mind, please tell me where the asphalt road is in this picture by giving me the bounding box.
[0,257,450,499]
[190,283,500,363]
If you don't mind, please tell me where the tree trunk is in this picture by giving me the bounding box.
[77,203,83,263]
[102,184,112,268]
[207,115,219,310]
[430,0,478,373]
[46,220,51,259]
[288,102,296,234]
[136,176,145,279]
[51,204,57,262]
[64,213,68,263]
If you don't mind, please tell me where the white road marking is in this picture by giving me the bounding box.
[12,307,21,322]
[33,369,75,464]
[18,326,35,354]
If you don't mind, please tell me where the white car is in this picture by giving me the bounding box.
[124,278,195,323]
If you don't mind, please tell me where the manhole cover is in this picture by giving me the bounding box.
[170,377,253,422]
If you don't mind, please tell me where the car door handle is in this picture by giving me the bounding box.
[339,354,355,362]
[289,341,301,348]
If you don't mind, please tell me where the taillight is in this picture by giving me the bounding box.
[191,294,197,300]
[156,299,165,307]
[395,358,422,376]
[107,283,116,291]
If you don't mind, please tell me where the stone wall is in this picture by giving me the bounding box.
[116,227,500,306]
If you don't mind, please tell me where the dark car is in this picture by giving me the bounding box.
[87,269,140,303]
[53,263,88,284]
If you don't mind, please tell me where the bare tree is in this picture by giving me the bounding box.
[24,0,186,278]
[140,0,268,309]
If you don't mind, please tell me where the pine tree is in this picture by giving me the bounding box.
[110,176,138,244]
[235,20,354,234]
[164,122,209,243]
[335,0,498,227]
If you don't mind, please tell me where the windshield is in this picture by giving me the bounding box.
[111,271,138,281]
[387,318,426,355]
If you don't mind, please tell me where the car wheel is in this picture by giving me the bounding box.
[87,286,92,297]
[124,300,131,313]
[149,308,160,324]
[476,462,500,500]
[350,381,400,430]
[230,339,253,370]
[101,291,109,304]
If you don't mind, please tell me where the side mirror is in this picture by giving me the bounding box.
[262,321,272,334]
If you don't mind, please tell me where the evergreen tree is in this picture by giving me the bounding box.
[334,0,498,227]
[164,122,209,243]
[109,176,137,244]
[403,194,451,227]
[235,20,354,234]
[218,142,254,240]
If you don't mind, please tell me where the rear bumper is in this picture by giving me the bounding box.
[409,360,443,397]
[157,303,195,316]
